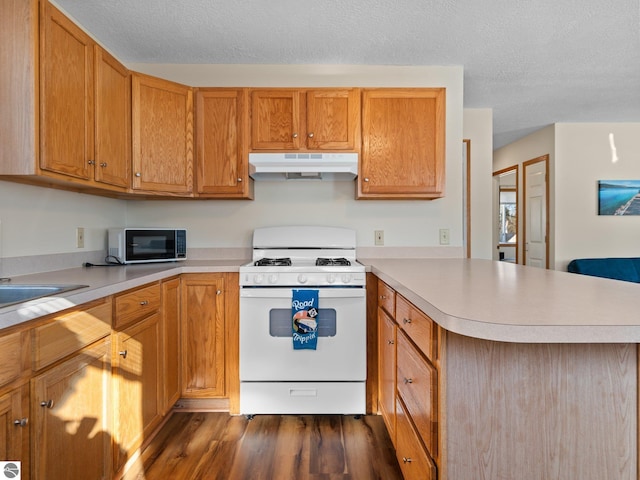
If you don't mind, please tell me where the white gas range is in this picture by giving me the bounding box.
[239,226,367,415]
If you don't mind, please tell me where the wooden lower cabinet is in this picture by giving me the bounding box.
[181,274,226,397]
[31,338,111,480]
[112,313,162,473]
[378,307,397,446]
[161,277,181,414]
[0,384,29,479]
[396,397,437,480]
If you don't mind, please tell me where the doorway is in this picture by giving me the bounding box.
[493,166,518,263]
[523,155,549,268]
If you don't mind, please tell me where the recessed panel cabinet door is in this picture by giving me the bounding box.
[94,46,130,189]
[40,1,95,180]
[306,89,360,150]
[132,73,193,195]
[378,308,397,446]
[250,90,301,150]
[360,88,445,199]
[196,88,252,198]
[0,385,29,479]
[31,339,111,480]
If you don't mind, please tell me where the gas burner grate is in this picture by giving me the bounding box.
[316,257,351,266]
[254,257,292,267]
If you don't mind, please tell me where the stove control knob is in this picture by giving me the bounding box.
[298,274,308,284]
[254,274,264,284]
[327,274,336,284]
[268,274,278,284]
[341,274,352,283]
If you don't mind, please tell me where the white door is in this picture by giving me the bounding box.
[525,159,547,268]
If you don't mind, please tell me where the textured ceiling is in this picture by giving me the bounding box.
[55,0,640,149]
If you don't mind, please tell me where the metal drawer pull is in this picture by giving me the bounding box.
[402,457,413,463]
[40,400,54,409]
[403,317,412,324]
[403,377,413,384]
[140,300,149,306]
[379,295,386,299]
[216,290,222,295]
[388,339,395,345]
[13,418,28,427]
[119,350,128,359]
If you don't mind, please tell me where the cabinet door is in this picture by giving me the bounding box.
[396,397,437,480]
[181,274,226,397]
[378,308,397,446]
[360,88,445,199]
[250,89,301,150]
[132,73,193,194]
[195,88,252,198]
[161,277,181,414]
[94,46,130,189]
[0,385,29,479]
[40,1,95,180]
[112,313,162,473]
[306,89,360,150]
[31,338,111,480]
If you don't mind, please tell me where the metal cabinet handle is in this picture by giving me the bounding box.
[119,350,128,359]
[403,317,412,324]
[40,400,54,409]
[403,377,413,384]
[216,290,222,295]
[140,300,148,306]
[100,162,107,167]
[388,339,395,345]
[88,160,95,165]
[292,133,298,139]
[402,457,413,463]
[237,177,243,182]
[135,172,141,177]
[364,178,370,182]
[13,418,28,427]
[308,132,314,138]
[379,295,386,300]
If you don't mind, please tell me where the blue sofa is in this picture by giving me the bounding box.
[567,258,640,283]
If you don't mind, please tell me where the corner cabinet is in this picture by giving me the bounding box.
[250,88,361,151]
[195,88,253,199]
[359,88,446,199]
[131,73,194,196]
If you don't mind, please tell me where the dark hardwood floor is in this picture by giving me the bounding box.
[127,412,403,479]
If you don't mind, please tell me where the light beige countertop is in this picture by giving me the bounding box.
[3,257,640,343]
[0,259,248,330]
[365,258,640,343]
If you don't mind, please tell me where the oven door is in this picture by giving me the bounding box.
[239,287,366,382]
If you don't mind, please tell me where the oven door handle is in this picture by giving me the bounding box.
[240,288,366,299]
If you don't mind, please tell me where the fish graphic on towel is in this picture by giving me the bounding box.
[292,289,319,350]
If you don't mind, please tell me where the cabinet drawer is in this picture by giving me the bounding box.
[397,330,437,457]
[114,283,161,329]
[395,396,436,480]
[32,298,112,371]
[377,279,395,317]
[0,331,27,388]
[396,294,436,361]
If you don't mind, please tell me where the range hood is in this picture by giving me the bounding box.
[248,152,358,181]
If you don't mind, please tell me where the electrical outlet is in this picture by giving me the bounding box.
[76,227,85,248]
[439,228,450,245]
[374,230,384,246]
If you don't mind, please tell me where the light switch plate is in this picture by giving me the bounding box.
[374,230,384,246]
[439,228,450,245]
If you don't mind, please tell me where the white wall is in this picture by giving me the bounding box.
[124,64,466,253]
[463,108,493,259]
[493,125,555,265]
[554,123,640,270]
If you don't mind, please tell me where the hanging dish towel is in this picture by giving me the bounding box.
[292,289,319,350]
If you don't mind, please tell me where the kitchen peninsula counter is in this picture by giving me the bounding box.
[363,257,638,480]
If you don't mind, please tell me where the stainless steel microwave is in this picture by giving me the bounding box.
[108,228,187,264]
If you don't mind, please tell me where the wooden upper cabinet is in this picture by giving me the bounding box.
[195,88,253,198]
[250,88,360,151]
[94,46,131,189]
[132,73,194,195]
[359,88,446,199]
[40,1,95,180]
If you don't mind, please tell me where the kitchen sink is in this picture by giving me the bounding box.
[0,284,89,308]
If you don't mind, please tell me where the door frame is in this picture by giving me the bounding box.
[522,154,550,268]
[464,139,471,258]
[493,165,519,264]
